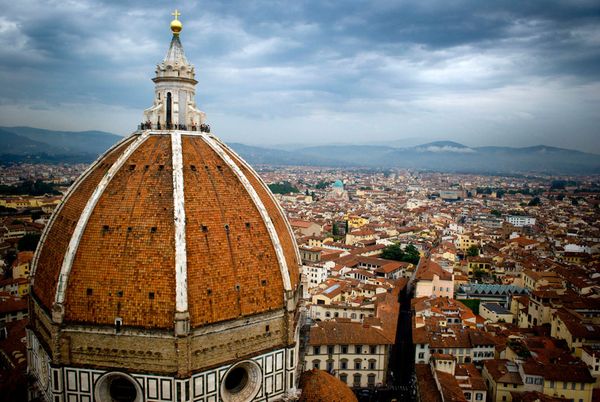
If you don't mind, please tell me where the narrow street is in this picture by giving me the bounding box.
[356,284,416,402]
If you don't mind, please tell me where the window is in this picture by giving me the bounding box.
[353,374,361,387]
[328,346,334,355]
[476,393,483,401]
[312,360,320,369]
[313,346,320,355]
[341,360,348,370]
[370,346,377,354]
[502,396,506,401]
[327,361,334,372]
[369,360,376,370]
[341,345,348,354]
[367,374,375,386]
[464,392,472,400]
[354,360,361,370]
[571,382,576,390]
[355,345,362,354]
[340,374,347,384]
[418,353,424,359]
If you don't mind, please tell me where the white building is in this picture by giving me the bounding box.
[506,215,536,227]
[304,320,394,388]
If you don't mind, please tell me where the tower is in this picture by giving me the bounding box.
[27,11,302,402]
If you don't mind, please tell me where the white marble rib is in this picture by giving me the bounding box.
[171,131,189,312]
[30,135,135,286]
[197,133,292,291]
[54,132,151,305]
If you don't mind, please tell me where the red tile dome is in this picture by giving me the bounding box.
[31,132,300,330]
[299,369,358,402]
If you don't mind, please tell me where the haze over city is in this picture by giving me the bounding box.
[0,0,599,152]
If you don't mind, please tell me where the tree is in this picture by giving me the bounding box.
[381,243,405,261]
[467,245,479,257]
[267,181,299,194]
[403,244,421,265]
[528,197,541,206]
[490,209,501,217]
[381,243,420,265]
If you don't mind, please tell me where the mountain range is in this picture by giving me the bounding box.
[1,127,599,174]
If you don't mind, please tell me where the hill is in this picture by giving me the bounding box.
[1,126,598,174]
[1,126,122,155]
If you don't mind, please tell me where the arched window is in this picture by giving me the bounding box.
[353,374,361,387]
[166,92,172,127]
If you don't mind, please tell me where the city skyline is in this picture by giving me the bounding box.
[0,0,599,152]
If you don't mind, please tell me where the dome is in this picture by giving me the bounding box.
[298,369,358,402]
[28,13,302,402]
[31,132,300,329]
[333,179,344,188]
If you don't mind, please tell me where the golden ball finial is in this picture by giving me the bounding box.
[170,9,182,35]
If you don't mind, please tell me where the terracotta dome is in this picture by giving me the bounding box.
[299,369,358,402]
[28,15,302,402]
[31,132,300,330]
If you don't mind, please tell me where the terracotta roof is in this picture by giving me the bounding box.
[436,370,468,402]
[291,220,317,228]
[416,259,452,281]
[308,319,394,345]
[298,369,357,402]
[416,364,443,402]
[0,294,27,314]
[31,133,300,330]
[0,319,27,371]
[483,359,523,385]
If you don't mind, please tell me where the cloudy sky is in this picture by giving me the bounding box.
[0,0,599,152]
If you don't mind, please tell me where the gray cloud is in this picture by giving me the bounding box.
[0,0,599,152]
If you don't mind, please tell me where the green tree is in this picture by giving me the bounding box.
[403,244,421,265]
[381,243,405,261]
[381,243,420,265]
[467,245,479,257]
[490,209,501,217]
[267,181,299,194]
[315,180,333,189]
[528,197,541,206]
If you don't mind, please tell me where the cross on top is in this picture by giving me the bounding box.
[172,9,181,20]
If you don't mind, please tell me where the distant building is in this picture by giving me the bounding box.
[480,303,513,324]
[439,190,465,201]
[415,259,454,299]
[506,215,536,227]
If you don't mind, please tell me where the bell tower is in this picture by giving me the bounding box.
[143,10,207,130]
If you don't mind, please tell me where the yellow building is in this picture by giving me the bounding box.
[345,214,369,229]
[12,251,34,280]
[467,257,493,277]
[457,233,481,252]
[482,360,524,402]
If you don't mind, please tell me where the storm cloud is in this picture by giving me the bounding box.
[0,0,599,152]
